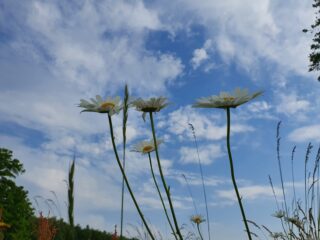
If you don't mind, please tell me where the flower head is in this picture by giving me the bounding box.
[131,97,169,120]
[190,215,205,225]
[285,216,303,229]
[78,95,122,115]
[131,139,163,154]
[193,88,262,109]
[272,210,286,219]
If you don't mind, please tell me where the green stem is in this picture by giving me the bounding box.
[192,126,211,240]
[148,153,178,240]
[149,112,184,240]
[108,115,155,240]
[120,155,125,240]
[226,108,252,240]
[197,224,204,240]
[68,157,75,240]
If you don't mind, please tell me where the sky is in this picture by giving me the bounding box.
[0,0,320,239]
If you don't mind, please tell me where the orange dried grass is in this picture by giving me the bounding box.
[37,212,57,240]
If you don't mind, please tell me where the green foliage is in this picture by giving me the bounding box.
[0,148,34,240]
[304,0,320,81]
[0,148,24,179]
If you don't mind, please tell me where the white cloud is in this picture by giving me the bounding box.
[153,0,313,78]
[173,172,227,187]
[165,106,254,141]
[276,93,310,116]
[288,124,320,142]
[191,48,208,69]
[247,101,271,113]
[1,1,183,97]
[179,144,223,165]
[191,39,213,70]
[217,185,282,201]
[216,34,236,63]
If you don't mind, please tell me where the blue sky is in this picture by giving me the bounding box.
[0,0,319,239]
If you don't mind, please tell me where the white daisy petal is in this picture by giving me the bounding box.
[131,139,163,154]
[193,88,262,109]
[131,97,169,120]
[78,96,123,115]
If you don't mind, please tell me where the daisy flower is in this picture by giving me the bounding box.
[131,139,163,154]
[78,95,122,115]
[131,97,169,120]
[193,88,262,109]
[272,210,286,219]
[192,87,262,240]
[191,215,205,240]
[190,215,205,225]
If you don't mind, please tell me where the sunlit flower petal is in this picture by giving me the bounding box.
[78,95,122,115]
[193,88,263,109]
[131,97,169,120]
[131,139,163,154]
[272,210,286,219]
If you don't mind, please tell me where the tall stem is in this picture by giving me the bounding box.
[120,154,125,240]
[108,115,155,240]
[148,153,178,240]
[121,84,129,240]
[149,112,184,240]
[197,224,204,240]
[68,157,75,240]
[191,124,211,240]
[226,108,252,240]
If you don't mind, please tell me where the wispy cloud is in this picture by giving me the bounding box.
[276,92,310,117]
[179,144,223,165]
[217,185,282,201]
[164,106,254,141]
[191,39,213,70]
[152,0,313,78]
[288,124,320,142]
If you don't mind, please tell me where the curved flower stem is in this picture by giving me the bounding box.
[197,224,204,240]
[149,112,184,240]
[108,115,155,240]
[226,108,252,240]
[148,153,178,240]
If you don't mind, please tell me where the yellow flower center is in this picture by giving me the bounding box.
[100,101,115,110]
[222,97,235,101]
[191,216,203,224]
[142,145,154,153]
